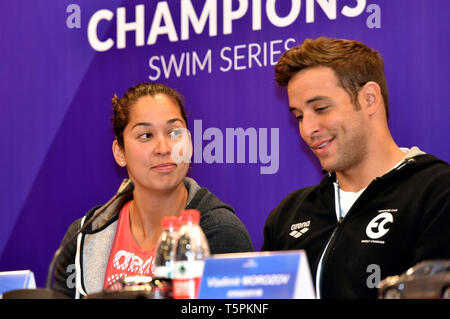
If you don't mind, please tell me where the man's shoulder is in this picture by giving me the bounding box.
[269,183,328,218]
[410,155,450,197]
[405,154,450,183]
[414,153,449,167]
[279,185,319,204]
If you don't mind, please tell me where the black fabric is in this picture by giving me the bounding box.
[262,154,450,299]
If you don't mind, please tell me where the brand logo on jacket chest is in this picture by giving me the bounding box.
[361,209,397,244]
[289,220,310,238]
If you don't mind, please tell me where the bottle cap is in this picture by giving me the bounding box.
[179,209,200,224]
[161,216,180,229]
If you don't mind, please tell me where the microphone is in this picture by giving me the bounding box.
[45,179,135,289]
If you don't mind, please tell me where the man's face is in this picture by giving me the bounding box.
[287,66,369,173]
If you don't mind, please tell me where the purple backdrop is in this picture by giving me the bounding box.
[1,0,449,287]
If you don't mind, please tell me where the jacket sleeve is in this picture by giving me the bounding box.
[52,218,82,299]
[261,187,315,252]
[201,208,254,254]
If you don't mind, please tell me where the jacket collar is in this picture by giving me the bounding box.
[84,177,202,233]
[319,146,430,188]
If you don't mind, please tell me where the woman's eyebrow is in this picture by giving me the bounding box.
[167,118,184,125]
[131,119,184,130]
[132,122,152,130]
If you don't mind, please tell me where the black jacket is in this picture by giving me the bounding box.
[262,153,450,299]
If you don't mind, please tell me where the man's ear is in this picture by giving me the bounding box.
[359,81,382,117]
[112,140,126,167]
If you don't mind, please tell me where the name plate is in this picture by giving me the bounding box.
[198,250,315,299]
[0,270,36,297]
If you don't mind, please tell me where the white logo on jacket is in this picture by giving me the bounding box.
[362,209,397,244]
[290,220,310,238]
[366,212,393,239]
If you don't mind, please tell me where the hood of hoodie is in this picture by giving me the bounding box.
[320,146,447,187]
[403,146,426,159]
[383,147,447,180]
[82,177,234,234]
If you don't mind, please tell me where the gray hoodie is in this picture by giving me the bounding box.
[53,177,254,298]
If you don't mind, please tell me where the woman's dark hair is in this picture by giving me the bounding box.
[111,82,188,148]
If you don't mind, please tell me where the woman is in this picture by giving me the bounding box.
[53,83,254,298]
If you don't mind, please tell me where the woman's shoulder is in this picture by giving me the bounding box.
[187,185,235,218]
[200,203,254,253]
[187,186,254,253]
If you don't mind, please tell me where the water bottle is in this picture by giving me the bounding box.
[153,216,180,280]
[173,209,210,299]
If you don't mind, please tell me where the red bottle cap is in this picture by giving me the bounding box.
[161,216,180,229]
[179,209,200,224]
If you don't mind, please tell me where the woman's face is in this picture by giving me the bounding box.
[113,94,191,193]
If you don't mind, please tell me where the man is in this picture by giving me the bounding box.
[262,37,450,299]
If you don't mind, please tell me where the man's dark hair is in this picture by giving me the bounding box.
[275,37,389,119]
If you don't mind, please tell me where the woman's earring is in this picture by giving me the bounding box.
[121,161,125,166]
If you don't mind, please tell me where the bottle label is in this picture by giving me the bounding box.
[154,265,173,279]
[173,277,201,299]
[173,260,205,299]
